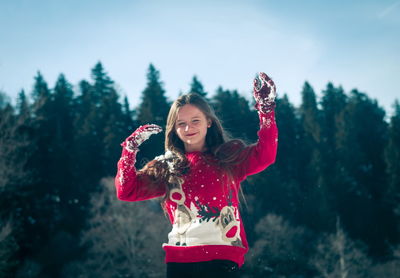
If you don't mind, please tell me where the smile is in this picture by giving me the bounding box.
[186,132,197,137]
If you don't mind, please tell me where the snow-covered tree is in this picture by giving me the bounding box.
[311,217,371,278]
[61,177,170,278]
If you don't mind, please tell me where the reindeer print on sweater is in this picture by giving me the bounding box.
[163,166,244,248]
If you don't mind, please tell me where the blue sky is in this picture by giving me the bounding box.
[1,0,399,118]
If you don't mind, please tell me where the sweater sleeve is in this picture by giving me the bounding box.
[233,110,278,182]
[114,147,166,201]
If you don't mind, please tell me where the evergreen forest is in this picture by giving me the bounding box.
[0,62,399,277]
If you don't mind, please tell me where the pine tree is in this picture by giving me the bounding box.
[319,83,348,230]
[52,74,75,177]
[12,72,62,275]
[72,63,113,186]
[51,74,79,230]
[72,78,103,187]
[28,70,55,198]
[211,86,257,142]
[118,95,137,148]
[0,91,35,276]
[320,83,347,168]
[189,75,208,98]
[122,95,136,126]
[298,82,322,185]
[15,90,30,117]
[335,89,394,257]
[384,100,400,221]
[90,63,128,176]
[136,64,170,126]
[274,94,302,180]
[298,81,332,231]
[135,64,170,161]
[30,72,51,104]
[0,101,17,212]
[263,94,304,221]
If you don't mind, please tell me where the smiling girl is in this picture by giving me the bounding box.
[115,72,278,277]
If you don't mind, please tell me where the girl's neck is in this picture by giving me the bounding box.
[185,146,208,153]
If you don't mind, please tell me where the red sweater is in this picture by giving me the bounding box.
[115,110,278,268]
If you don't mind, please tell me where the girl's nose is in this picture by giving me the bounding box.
[184,124,190,131]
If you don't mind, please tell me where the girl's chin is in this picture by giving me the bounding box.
[184,139,203,147]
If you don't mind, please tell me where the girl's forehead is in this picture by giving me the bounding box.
[177,104,205,119]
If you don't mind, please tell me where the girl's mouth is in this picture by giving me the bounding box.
[186,132,197,137]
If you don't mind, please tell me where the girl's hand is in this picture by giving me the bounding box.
[120,124,163,152]
[253,72,277,113]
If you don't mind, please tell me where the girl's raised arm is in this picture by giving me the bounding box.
[234,72,279,181]
[115,124,166,201]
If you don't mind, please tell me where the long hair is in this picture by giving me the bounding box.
[138,93,249,217]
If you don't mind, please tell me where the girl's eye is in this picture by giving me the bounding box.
[177,120,199,127]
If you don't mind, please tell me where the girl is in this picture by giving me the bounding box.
[115,72,278,277]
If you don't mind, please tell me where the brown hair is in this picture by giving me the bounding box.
[138,93,249,217]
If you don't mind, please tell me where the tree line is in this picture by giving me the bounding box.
[0,62,399,277]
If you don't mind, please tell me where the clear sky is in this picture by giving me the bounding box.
[1,0,399,118]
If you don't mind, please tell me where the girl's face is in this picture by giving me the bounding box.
[175,104,211,152]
